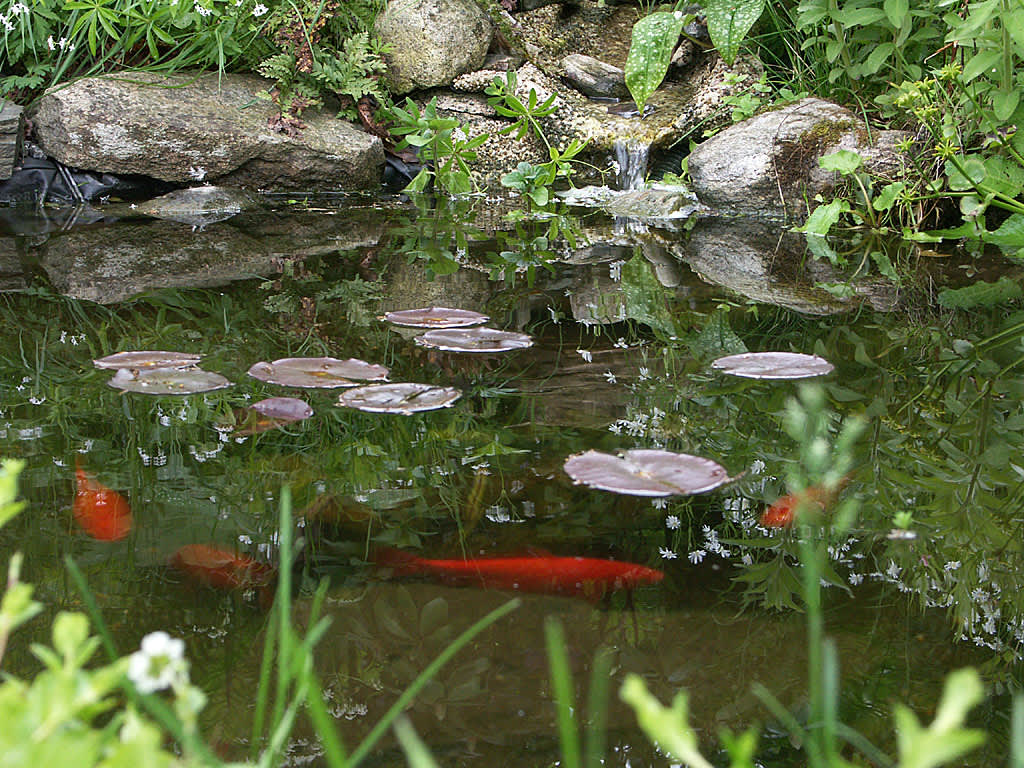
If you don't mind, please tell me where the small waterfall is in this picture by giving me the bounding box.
[613,138,650,191]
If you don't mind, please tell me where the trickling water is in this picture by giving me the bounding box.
[613,138,650,190]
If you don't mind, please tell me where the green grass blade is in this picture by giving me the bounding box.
[272,486,295,740]
[1013,694,1024,768]
[584,645,613,768]
[393,715,441,768]
[347,597,521,767]
[304,668,349,767]
[250,605,279,760]
[545,617,581,768]
[63,555,118,663]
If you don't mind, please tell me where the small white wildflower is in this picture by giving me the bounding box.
[659,547,677,559]
[252,2,268,15]
[548,306,559,323]
[614,337,629,348]
[944,560,961,571]
[128,631,188,693]
[688,549,706,564]
[608,422,622,435]
[10,3,28,15]
[28,395,46,405]
[576,348,593,363]
[750,459,766,475]
[609,260,625,281]
[194,1,212,15]
[638,367,651,381]
[188,165,207,181]
[849,572,864,586]
[665,514,681,529]
[0,16,13,32]
[885,560,901,580]
[47,35,56,50]
[603,371,617,384]
[741,553,753,566]
[650,497,668,510]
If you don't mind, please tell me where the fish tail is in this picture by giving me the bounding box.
[373,547,423,575]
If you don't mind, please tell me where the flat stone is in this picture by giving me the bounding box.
[30,72,383,191]
[560,54,628,99]
[0,101,24,181]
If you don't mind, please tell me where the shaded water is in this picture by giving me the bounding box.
[0,192,1022,765]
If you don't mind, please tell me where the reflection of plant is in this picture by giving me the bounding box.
[620,385,996,768]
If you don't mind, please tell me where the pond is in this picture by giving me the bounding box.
[0,190,1022,766]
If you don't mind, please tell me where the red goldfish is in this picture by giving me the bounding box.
[170,544,276,592]
[375,548,664,599]
[73,457,133,541]
[760,475,851,528]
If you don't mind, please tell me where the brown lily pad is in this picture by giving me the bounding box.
[564,449,734,497]
[710,352,834,379]
[229,397,314,435]
[94,351,202,370]
[247,357,389,388]
[337,383,461,414]
[108,367,232,395]
[414,327,533,353]
[382,306,489,328]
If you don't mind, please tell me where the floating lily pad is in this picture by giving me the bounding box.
[108,367,232,395]
[228,397,314,436]
[337,383,461,414]
[414,327,533,353]
[710,352,835,379]
[247,357,389,388]
[93,351,202,370]
[564,449,733,497]
[382,306,490,328]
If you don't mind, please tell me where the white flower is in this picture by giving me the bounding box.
[638,367,651,381]
[944,560,961,571]
[603,371,617,384]
[659,547,677,559]
[47,35,56,50]
[741,553,753,566]
[10,3,28,15]
[614,337,629,348]
[576,348,592,363]
[1,16,14,32]
[252,2,268,15]
[688,549,706,564]
[665,515,681,529]
[128,631,188,693]
[194,1,212,15]
[609,260,625,281]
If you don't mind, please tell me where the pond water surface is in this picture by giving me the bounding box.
[0,191,1022,766]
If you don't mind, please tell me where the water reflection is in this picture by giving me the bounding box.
[0,193,1020,765]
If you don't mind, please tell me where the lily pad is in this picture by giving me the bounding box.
[228,397,314,436]
[710,351,834,379]
[337,383,461,414]
[564,449,733,496]
[108,367,232,395]
[247,357,389,388]
[93,351,202,370]
[382,307,489,328]
[414,327,533,353]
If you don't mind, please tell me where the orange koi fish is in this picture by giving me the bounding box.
[375,548,664,599]
[170,544,276,592]
[73,457,133,541]
[760,475,851,528]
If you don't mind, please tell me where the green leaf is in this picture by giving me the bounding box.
[993,90,1021,122]
[624,12,687,112]
[985,213,1024,248]
[962,48,1002,83]
[937,277,1023,309]
[883,0,909,27]
[870,250,900,283]
[863,41,896,75]
[796,198,851,235]
[873,181,905,211]
[945,156,987,191]
[704,0,766,66]
[819,149,863,174]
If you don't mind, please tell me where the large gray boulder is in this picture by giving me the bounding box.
[30,72,383,191]
[376,0,492,95]
[687,97,912,219]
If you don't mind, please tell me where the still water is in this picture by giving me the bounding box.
[0,191,1021,765]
